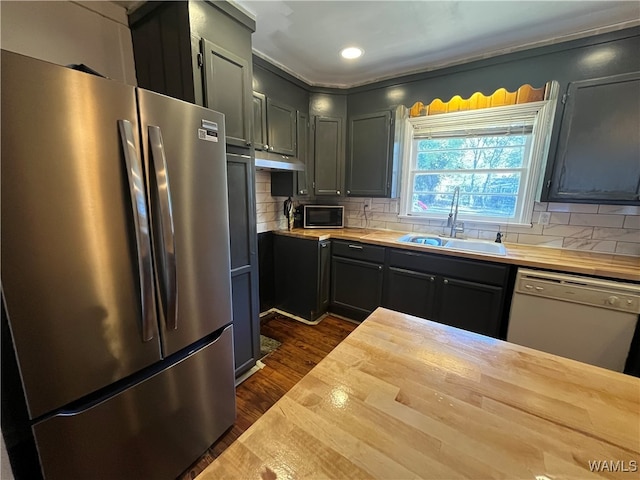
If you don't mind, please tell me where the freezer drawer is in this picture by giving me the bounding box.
[33,325,236,480]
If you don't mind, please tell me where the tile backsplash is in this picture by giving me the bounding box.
[255,171,289,233]
[255,172,640,256]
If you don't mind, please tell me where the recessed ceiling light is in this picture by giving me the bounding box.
[340,47,363,60]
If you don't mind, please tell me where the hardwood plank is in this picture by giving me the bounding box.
[177,313,356,479]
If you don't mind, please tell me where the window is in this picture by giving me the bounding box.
[400,97,557,226]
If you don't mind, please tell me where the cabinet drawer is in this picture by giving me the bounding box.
[332,240,385,263]
[388,249,508,286]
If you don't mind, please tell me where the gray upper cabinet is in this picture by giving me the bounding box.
[314,116,344,196]
[549,72,640,204]
[253,92,298,156]
[296,111,310,195]
[347,111,394,197]
[252,92,267,150]
[309,92,346,197]
[129,1,255,151]
[266,98,297,156]
[201,39,252,148]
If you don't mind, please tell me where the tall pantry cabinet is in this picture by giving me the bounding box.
[129,1,260,376]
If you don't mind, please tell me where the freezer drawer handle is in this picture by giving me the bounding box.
[148,126,178,331]
[118,120,155,342]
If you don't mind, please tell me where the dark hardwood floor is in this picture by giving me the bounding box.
[178,313,358,479]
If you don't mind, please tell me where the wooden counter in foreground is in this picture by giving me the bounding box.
[200,308,640,479]
[274,228,640,281]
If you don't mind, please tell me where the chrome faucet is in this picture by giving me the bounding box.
[447,186,464,238]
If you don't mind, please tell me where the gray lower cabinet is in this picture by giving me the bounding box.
[314,116,344,196]
[383,249,510,338]
[346,111,394,197]
[437,277,504,337]
[549,72,640,204]
[384,267,437,320]
[227,152,260,376]
[274,236,330,321]
[330,240,384,320]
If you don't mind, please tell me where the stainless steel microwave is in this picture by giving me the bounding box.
[303,205,344,228]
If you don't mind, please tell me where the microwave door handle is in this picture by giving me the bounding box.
[118,120,155,342]
[148,126,178,331]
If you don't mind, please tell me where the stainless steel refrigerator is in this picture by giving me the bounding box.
[1,50,236,479]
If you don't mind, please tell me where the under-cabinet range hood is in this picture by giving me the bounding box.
[255,150,304,171]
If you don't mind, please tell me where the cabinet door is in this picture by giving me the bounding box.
[274,236,319,321]
[383,267,437,320]
[252,92,267,151]
[267,98,297,156]
[331,256,383,319]
[347,111,392,197]
[314,116,344,196]
[438,277,503,338]
[130,2,196,104]
[202,38,251,148]
[226,153,259,375]
[550,72,640,203]
[296,111,310,196]
[318,240,331,314]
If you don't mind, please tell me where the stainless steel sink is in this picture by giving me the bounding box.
[397,234,445,246]
[444,238,507,255]
[397,234,506,255]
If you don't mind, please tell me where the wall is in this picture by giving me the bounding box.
[256,172,640,255]
[0,1,136,85]
[347,27,640,202]
[256,27,640,256]
[341,198,640,256]
[255,171,289,233]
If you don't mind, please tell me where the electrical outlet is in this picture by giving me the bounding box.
[538,212,551,225]
[363,198,372,210]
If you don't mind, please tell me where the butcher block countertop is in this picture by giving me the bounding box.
[274,228,640,282]
[199,307,640,479]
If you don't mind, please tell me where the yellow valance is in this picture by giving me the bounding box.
[409,84,548,117]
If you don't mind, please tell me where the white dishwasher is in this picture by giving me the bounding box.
[507,268,640,372]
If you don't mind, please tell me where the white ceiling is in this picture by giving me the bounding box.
[234,1,640,88]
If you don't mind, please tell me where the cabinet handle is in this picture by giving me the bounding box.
[336,190,341,195]
[269,146,274,152]
[321,243,329,248]
[430,276,435,282]
[347,190,351,195]
[443,279,449,284]
[264,144,269,149]
[299,190,304,194]
[246,141,252,147]
[348,244,363,250]
[378,265,383,271]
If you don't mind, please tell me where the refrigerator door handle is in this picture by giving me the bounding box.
[148,126,178,331]
[118,120,155,342]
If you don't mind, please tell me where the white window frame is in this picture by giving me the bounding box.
[399,88,558,227]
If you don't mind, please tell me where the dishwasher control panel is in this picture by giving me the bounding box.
[515,270,640,314]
